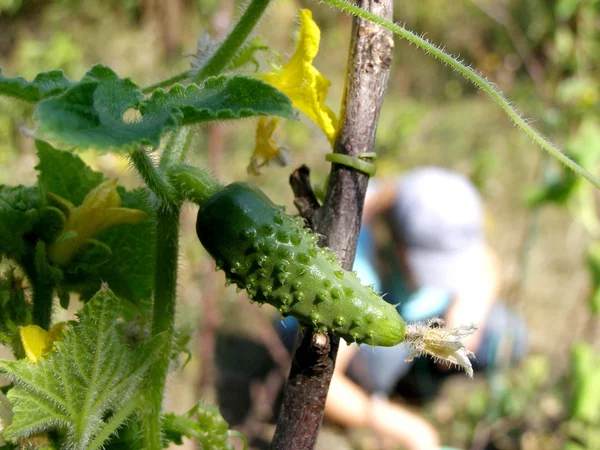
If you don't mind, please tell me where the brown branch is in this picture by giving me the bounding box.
[289,165,321,226]
[270,1,394,448]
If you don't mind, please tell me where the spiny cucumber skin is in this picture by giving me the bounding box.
[196,182,405,347]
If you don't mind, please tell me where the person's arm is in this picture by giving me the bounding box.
[324,343,440,450]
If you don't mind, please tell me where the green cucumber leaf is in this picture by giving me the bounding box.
[34,65,143,151]
[34,64,294,152]
[150,75,295,126]
[60,186,156,304]
[35,140,105,206]
[0,185,43,261]
[0,68,73,103]
[0,270,31,358]
[35,143,156,303]
[0,286,165,449]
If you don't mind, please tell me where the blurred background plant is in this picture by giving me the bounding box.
[1,0,600,448]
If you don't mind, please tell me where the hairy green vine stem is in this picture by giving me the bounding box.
[159,127,195,170]
[194,0,272,82]
[31,276,54,331]
[129,148,182,449]
[130,149,179,207]
[143,205,181,450]
[151,208,181,338]
[142,0,272,94]
[21,242,56,330]
[130,152,230,449]
[320,0,600,190]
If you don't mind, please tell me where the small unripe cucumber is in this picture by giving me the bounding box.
[196,182,405,347]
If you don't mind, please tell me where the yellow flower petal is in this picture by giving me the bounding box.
[48,322,67,343]
[248,117,291,175]
[20,325,50,363]
[102,207,150,229]
[66,180,122,237]
[20,323,66,363]
[47,192,75,215]
[48,180,148,266]
[257,9,338,145]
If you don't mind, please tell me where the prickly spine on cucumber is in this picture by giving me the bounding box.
[196,182,406,347]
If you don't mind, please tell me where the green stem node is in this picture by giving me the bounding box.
[159,127,195,170]
[130,148,179,207]
[167,165,224,206]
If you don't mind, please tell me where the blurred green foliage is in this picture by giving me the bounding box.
[1,0,600,448]
[433,349,600,450]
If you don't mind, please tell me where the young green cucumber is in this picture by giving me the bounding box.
[196,182,405,347]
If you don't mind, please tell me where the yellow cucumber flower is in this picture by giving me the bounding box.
[248,117,291,175]
[48,179,148,266]
[252,9,338,172]
[20,323,66,363]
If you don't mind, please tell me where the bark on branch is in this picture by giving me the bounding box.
[271,1,394,448]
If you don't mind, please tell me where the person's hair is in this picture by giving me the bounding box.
[375,204,418,289]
